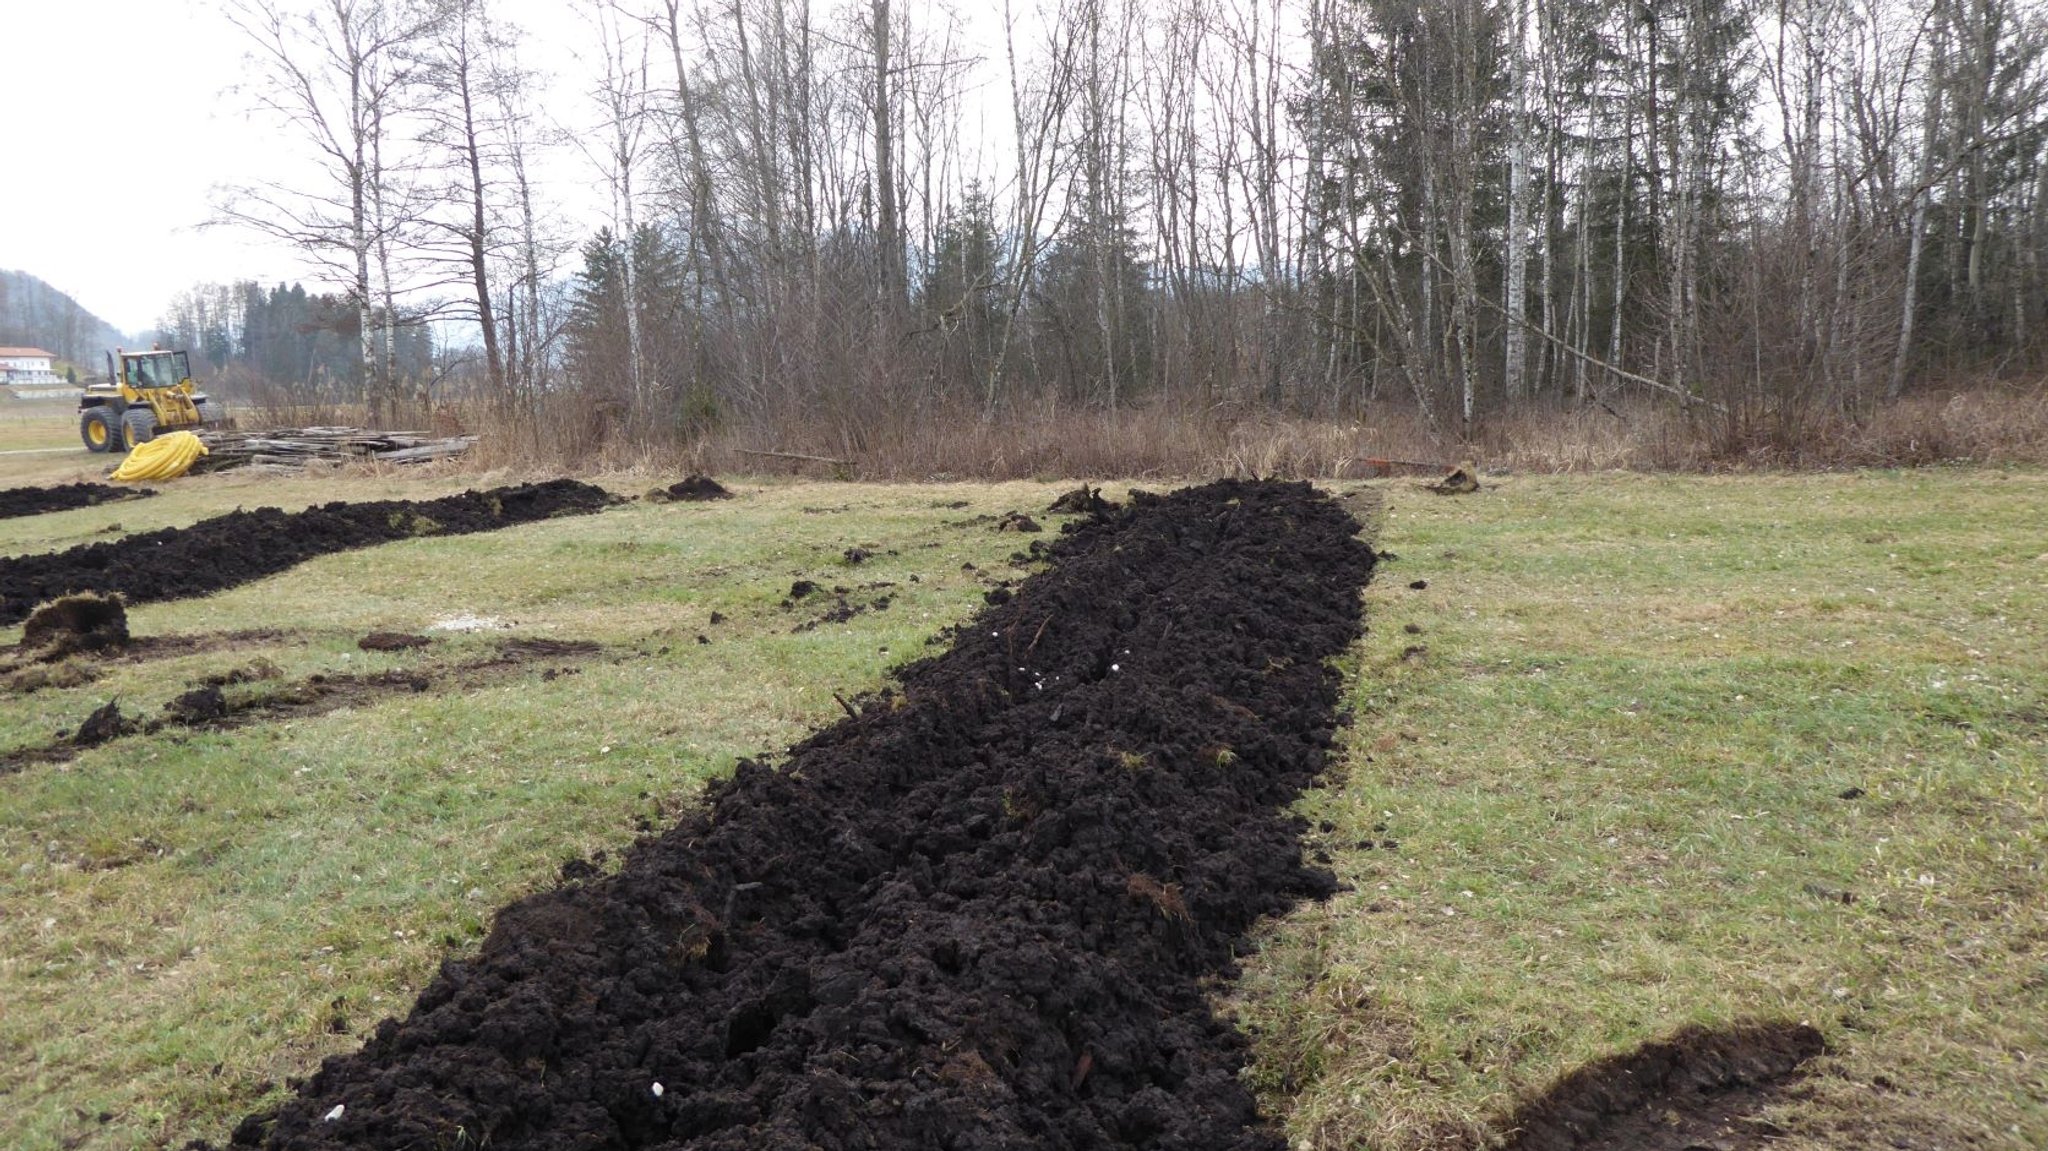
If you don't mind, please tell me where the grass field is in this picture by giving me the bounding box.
[1,407,2042,1149]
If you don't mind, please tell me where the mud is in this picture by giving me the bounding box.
[1495,1021,1825,1151]
[208,479,1377,1151]
[0,480,615,626]
[3,637,606,775]
[0,481,155,520]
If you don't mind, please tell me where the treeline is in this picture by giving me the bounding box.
[158,282,432,399]
[213,0,2048,449]
[0,269,125,370]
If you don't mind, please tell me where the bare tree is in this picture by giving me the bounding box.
[219,0,436,413]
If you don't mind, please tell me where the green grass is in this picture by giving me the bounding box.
[0,451,1077,1150]
[0,407,95,486]
[1233,469,2048,1150]
[2,437,2043,1149]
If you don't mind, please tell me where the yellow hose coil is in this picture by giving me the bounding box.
[110,431,209,483]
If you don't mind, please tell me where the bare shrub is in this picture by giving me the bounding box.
[437,382,2048,481]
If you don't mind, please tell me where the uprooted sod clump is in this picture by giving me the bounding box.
[17,591,130,659]
[0,480,615,626]
[211,479,1377,1150]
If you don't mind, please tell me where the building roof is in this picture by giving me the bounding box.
[0,347,57,358]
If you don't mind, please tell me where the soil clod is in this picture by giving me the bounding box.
[649,475,734,502]
[994,510,1042,532]
[72,700,135,747]
[163,685,231,725]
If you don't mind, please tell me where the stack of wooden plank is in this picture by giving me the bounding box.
[192,427,478,472]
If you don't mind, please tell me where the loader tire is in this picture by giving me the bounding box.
[80,408,120,453]
[196,399,224,427]
[121,407,157,451]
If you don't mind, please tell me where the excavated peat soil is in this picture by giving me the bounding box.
[211,479,1379,1151]
[0,480,614,626]
[0,481,155,520]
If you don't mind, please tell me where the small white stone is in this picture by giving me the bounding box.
[651,1082,665,1098]
[323,1104,345,1122]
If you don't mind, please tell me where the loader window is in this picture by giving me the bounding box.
[125,353,190,390]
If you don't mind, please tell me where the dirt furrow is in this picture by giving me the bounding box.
[0,481,155,520]
[209,478,1378,1151]
[0,479,616,626]
[2,638,604,775]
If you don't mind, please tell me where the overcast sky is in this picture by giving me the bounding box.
[0,0,610,335]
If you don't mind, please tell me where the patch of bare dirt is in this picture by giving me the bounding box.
[1,637,608,775]
[1494,1021,1826,1151]
[358,632,433,652]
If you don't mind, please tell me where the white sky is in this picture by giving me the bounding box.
[0,0,610,335]
[0,0,1155,339]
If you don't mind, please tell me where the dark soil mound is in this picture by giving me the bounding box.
[163,685,231,725]
[0,482,155,520]
[653,475,733,502]
[995,510,1042,532]
[1497,1021,1825,1151]
[212,478,1376,1151]
[0,480,614,626]
[19,592,129,657]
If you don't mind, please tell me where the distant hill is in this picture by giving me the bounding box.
[0,269,128,369]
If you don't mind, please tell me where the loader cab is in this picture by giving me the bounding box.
[117,350,192,392]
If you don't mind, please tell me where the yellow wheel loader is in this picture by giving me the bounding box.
[79,348,227,453]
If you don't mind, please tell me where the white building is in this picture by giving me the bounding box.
[0,346,76,398]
